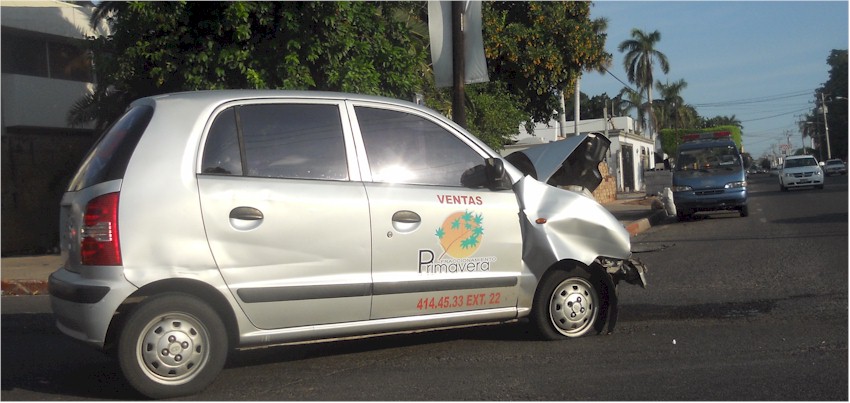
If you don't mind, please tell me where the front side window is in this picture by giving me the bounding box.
[201,104,349,181]
[356,107,482,186]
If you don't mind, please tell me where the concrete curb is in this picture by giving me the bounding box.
[1,279,50,296]
[624,209,669,237]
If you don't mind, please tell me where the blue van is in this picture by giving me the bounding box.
[671,132,748,219]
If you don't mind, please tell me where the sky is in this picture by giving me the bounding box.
[580,1,849,158]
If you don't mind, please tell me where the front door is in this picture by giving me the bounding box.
[348,104,523,320]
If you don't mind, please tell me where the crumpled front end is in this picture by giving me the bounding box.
[507,133,647,333]
[515,177,647,286]
[516,177,630,269]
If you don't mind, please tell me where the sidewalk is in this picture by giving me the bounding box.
[0,193,669,296]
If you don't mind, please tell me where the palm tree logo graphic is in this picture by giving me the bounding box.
[434,210,484,259]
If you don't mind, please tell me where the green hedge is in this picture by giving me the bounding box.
[659,125,743,156]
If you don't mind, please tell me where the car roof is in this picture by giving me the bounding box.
[140,89,419,108]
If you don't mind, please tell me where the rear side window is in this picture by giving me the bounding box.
[67,105,154,191]
[201,108,243,175]
[201,104,348,181]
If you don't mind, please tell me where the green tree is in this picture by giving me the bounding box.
[483,2,611,124]
[69,1,428,129]
[465,82,528,150]
[618,28,670,134]
[818,49,848,161]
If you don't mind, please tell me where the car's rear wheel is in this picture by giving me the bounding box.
[532,267,603,340]
[117,293,227,399]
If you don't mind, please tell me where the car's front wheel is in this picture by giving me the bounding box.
[117,293,228,399]
[532,267,603,340]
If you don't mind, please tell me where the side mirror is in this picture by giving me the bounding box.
[460,158,512,190]
[485,158,512,190]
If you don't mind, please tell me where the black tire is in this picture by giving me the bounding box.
[531,266,603,340]
[676,209,691,221]
[739,205,749,217]
[117,293,228,399]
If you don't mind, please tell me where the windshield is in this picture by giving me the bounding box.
[784,158,818,169]
[675,145,741,172]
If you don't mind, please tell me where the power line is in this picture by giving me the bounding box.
[601,67,644,100]
[692,90,812,108]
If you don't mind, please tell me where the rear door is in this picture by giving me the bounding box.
[197,100,372,330]
[348,102,523,320]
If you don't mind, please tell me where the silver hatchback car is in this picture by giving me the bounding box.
[49,91,647,398]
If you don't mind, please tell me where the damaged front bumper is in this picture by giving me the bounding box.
[597,257,648,334]
[602,257,648,289]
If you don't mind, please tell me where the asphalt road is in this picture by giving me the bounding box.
[2,173,847,400]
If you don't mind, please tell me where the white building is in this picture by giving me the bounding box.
[1,1,108,253]
[504,116,657,193]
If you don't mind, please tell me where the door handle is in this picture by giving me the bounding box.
[392,210,420,224]
[230,206,264,221]
[391,210,421,234]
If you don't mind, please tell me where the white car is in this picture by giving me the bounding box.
[49,91,647,398]
[824,159,847,176]
[779,155,824,191]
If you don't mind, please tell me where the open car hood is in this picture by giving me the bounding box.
[504,132,611,192]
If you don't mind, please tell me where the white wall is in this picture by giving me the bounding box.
[2,74,95,129]
[1,1,109,38]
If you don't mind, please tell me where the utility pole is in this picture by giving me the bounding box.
[451,1,466,128]
[819,92,832,160]
[573,77,580,137]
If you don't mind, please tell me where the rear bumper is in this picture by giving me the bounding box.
[48,268,137,349]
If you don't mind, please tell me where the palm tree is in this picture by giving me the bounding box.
[655,79,688,130]
[616,86,646,126]
[617,29,670,136]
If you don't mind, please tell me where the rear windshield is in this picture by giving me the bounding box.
[67,105,154,191]
[676,144,742,172]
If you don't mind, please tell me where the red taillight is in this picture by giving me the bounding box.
[81,192,122,266]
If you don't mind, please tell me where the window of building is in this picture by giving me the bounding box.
[1,28,93,82]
